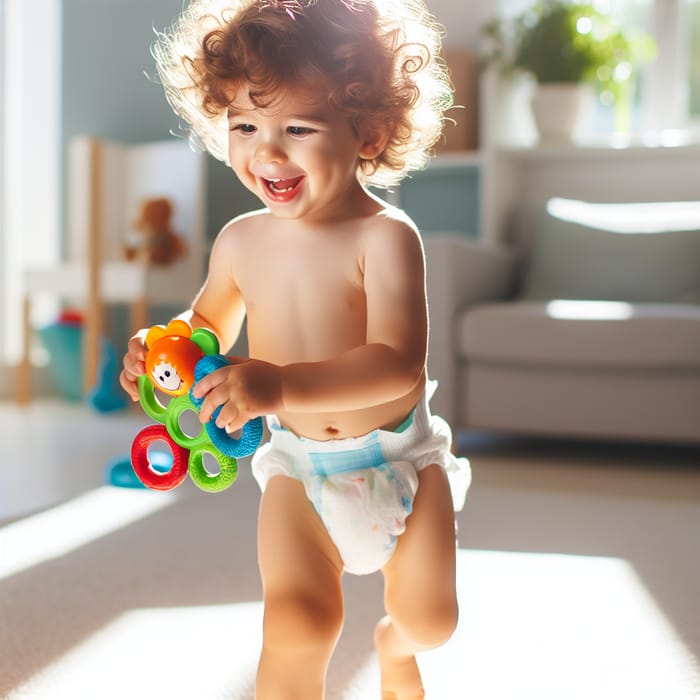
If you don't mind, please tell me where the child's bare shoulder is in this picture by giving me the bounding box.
[362,204,424,259]
[211,208,269,252]
[220,208,269,239]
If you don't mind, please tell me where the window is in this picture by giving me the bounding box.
[0,2,5,364]
[589,0,654,135]
[1,0,61,364]
[688,0,700,118]
[602,0,700,133]
[497,0,700,137]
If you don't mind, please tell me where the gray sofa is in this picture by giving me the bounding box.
[424,199,700,444]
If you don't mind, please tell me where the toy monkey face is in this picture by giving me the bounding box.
[145,335,204,396]
[144,321,204,396]
[143,321,220,396]
[150,358,186,394]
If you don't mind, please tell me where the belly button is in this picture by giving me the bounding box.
[325,425,340,436]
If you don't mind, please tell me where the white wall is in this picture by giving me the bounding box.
[2,0,61,362]
[427,0,492,49]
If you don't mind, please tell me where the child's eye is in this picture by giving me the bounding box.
[287,126,315,136]
[230,123,256,134]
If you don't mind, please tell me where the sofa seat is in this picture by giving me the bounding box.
[458,301,700,370]
[423,216,700,444]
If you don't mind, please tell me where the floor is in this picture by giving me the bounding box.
[0,400,147,522]
[1,400,699,699]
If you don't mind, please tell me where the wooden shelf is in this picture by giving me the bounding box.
[498,139,700,163]
[429,150,485,168]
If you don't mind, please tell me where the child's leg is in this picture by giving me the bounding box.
[376,464,458,700]
[256,475,345,700]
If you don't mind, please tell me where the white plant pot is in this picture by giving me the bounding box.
[530,83,584,144]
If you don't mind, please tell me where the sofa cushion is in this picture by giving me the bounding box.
[457,301,700,369]
[519,200,700,304]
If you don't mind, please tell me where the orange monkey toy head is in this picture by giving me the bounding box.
[143,320,218,396]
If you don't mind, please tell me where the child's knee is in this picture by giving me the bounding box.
[390,598,458,649]
[264,589,344,652]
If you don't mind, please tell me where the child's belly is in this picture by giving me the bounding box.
[245,293,424,439]
[274,377,425,441]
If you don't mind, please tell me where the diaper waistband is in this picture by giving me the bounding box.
[265,380,438,468]
[309,439,386,476]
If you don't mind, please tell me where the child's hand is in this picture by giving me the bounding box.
[193,358,283,434]
[119,331,148,402]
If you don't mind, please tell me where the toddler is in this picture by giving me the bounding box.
[120,1,470,697]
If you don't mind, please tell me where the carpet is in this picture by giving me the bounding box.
[2,453,699,699]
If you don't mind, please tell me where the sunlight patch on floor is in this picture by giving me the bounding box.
[0,486,176,579]
[6,547,700,699]
[333,655,380,699]
[11,603,263,700]
[325,548,700,699]
[418,549,700,700]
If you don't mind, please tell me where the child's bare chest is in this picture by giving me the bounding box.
[233,234,367,360]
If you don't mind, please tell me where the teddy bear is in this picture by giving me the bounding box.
[123,197,187,266]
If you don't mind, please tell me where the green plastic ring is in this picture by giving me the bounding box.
[165,394,210,450]
[138,374,167,423]
[191,328,220,356]
[188,447,238,492]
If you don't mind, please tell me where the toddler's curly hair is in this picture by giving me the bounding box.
[152,0,452,188]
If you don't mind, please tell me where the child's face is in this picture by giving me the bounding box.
[226,84,366,222]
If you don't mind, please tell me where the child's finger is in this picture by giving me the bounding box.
[198,382,228,423]
[191,365,226,399]
[216,405,239,430]
[119,370,141,401]
[124,356,146,377]
[225,416,246,435]
[131,359,147,375]
[128,336,147,356]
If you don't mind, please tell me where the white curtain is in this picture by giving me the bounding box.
[1,0,61,363]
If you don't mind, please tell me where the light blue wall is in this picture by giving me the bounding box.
[61,0,256,240]
[62,0,179,144]
[60,0,482,240]
[400,165,480,238]
[58,0,483,346]
[61,0,260,343]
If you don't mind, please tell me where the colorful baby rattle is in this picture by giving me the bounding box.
[130,319,263,492]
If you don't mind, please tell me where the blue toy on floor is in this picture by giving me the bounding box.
[106,450,172,489]
[40,310,128,412]
[87,339,130,413]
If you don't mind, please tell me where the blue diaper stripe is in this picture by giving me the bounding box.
[309,440,385,476]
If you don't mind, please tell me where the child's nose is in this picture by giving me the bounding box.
[254,138,287,164]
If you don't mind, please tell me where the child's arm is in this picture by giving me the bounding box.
[120,222,246,402]
[195,218,427,430]
[181,222,247,353]
[281,218,427,408]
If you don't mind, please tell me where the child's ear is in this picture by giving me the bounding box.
[358,127,390,160]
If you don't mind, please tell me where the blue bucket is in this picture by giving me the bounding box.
[38,322,82,401]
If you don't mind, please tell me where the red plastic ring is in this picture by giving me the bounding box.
[130,424,189,491]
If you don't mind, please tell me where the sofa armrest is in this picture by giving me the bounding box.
[424,234,518,427]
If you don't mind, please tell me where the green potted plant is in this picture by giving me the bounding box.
[481,1,656,141]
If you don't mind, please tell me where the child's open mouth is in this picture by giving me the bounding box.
[262,176,304,202]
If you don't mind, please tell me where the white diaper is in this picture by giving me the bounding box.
[251,381,471,575]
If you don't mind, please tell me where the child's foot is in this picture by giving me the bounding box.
[374,617,425,700]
